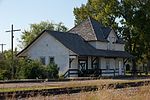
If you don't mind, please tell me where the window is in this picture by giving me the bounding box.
[49,57,55,64]
[40,57,45,65]
[106,59,110,69]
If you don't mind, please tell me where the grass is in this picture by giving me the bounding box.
[0,86,60,92]
[0,78,150,92]
[27,85,150,100]
[1,79,150,100]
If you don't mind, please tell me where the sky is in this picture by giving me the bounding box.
[0,0,87,51]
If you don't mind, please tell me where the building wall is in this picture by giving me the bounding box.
[107,30,117,43]
[88,30,125,51]
[114,44,125,51]
[23,32,70,75]
[100,57,124,76]
[88,41,108,50]
[107,30,124,51]
[71,57,78,69]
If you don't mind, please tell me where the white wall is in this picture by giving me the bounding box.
[21,32,70,75]
[71,57,78,69]
[107,30,117,43]
[114,44,125,51]
[88,41,108,50]
[88,30,125,51]
[101,57,106,69]
[99,57,124,76]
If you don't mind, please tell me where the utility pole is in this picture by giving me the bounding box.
[0,43,6,54]
[6,24,21,79]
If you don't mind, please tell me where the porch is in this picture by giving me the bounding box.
[64,56,125,78]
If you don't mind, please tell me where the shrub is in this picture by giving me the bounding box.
[0,57,59,80]
[45,63,59,79]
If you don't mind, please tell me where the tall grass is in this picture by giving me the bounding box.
[22,85,150,100]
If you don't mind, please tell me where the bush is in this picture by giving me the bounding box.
[0,57,59,80]
[45,64,59,79]
[23,60,59,79]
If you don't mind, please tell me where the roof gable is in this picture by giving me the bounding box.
[88,17,111,41]
[17,30,132,58]
[69,18,97,41]
[69,17,112,42]
[47,30,96,55]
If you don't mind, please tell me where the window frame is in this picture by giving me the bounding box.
[40,56,46,65]
[49,56,55,64]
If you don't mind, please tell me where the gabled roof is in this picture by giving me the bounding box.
[48,30,133,58]
[69,17,124,43]
[89,17,125,44]
[46,30,96,56]
[89,17,110,41]
[17,30,133,58]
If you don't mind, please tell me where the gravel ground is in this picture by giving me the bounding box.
[0,78,150,89]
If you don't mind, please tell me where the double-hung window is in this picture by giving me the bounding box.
[49,56,55,64]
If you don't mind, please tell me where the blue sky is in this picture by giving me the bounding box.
[0,0,87,51]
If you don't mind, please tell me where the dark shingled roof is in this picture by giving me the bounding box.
[46,30,133,58]
[89,17,110,41]
[17,30,133,58]
[88,17,124,43]
[89,17,107,41]
[46,30,96,56]
[101,27,112,39]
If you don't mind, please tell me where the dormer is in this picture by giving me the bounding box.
[107,30,117,43]
[69,17,125,51]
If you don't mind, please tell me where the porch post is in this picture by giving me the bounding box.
[91,56,93,69]
[114,58,116,77]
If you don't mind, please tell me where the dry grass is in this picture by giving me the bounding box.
[26,85,150,100]
[2,79,150,100]
[1,78,150,92]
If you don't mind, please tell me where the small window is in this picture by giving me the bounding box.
[106,59,110,69]
[40,57,45,65]
[49,57,55,64]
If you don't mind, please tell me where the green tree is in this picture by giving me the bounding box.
[74,0,120,29]
[20,21,68,47]
[74,0,150,74]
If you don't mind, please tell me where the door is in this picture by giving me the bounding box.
[118,60,122,75]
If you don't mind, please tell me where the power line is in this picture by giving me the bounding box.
[0,43,6,54]
[6,24,21,79]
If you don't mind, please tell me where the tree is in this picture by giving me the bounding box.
[20,21,68,47]
[74,0,120,30]
[74,0,150,74]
